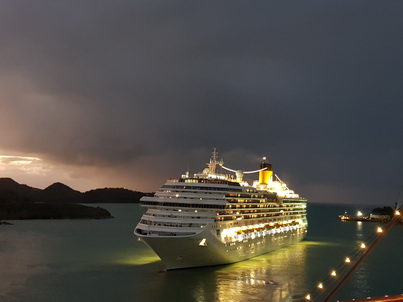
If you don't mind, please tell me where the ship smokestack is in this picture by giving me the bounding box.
[259,158,273,185]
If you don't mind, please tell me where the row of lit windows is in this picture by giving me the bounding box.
[226,193,277,199]
[217,213,306,220]
[222,216,307,228]
[141,200,225,209]
[227,204,277,209]
[282,199,307,203]
[154,195,217,201]
[217,213,305,221]
[139,219,205,228]
[221,209,306,215]
[225,208,305,214]
[141,201,304,215]
[226,203,305,209]
[143,213,209,220]
[135,228,194,236]
[159,190,221,196]
[234,221,302,236]
[181,178,241,186]
[226,198,277,204]
[161,184,243,192]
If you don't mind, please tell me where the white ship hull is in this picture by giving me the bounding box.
[134,149,308,270]
[137,223,307,270]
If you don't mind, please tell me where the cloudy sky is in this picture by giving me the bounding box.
[0,1,402,205]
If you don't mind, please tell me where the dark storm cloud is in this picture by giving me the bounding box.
[0,0,402,203]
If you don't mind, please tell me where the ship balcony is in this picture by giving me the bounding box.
[141,214,214,225]
[218,222,307,243]
[145,208,217,219]
[155,191,226,199]
[137,219,211,230]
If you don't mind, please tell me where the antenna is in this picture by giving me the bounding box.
[211,148,218,162]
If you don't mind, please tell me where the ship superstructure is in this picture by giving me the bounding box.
[134,149,308,270]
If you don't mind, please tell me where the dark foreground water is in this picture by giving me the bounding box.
[1,203,402,302]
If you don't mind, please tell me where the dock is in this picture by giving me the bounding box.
[338,215,391,223]
[338,206,402,224]
[303,207,402,302]
[341,294,403,301]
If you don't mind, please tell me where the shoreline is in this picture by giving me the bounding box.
[0,202,114,221]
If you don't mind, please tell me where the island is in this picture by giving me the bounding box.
[0,200,113,220]
[0,177,152,222]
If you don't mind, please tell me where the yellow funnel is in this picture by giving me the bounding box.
[259,170,272,185]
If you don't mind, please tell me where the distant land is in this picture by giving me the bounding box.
[0,178,153,221]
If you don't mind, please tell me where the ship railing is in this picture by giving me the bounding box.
[135,228,196,237]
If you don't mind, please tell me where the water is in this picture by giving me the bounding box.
[1,203,402,302]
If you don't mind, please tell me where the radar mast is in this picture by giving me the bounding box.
[203,148,223,175]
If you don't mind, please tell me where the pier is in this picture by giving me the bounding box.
[338,206,403,224]
[303,208,402,302]
[342,294,403,301]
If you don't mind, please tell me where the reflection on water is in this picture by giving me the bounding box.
[197,242,311,302]
[120,240,320,302]
[350,262,370,299]
[356,221,363,238]
[0,227,51,296]
[117,252,160,266]
[2,204,403,302]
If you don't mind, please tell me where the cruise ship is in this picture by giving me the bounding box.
[134,149,308,270]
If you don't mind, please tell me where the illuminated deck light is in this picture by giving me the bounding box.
[377,227,383,233]
[318,282,324,289]
[395,210,401,216]
[199,238,207,246]
[331,270,337,277]
[305,294,311,300]
[345,257,351,263]
[360,243,366,249]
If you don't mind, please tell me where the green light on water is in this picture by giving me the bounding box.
[117,254,160,266]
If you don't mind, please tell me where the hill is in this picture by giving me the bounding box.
[0,178,41,201]
[39,182,85,203]
[0,178,152,221]
[0,200,112,220]
[0,178,151,204]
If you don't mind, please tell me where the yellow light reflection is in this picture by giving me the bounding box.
[213,241,310,302]
[116,254,160,266]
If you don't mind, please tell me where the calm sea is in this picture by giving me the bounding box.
[1,203,402,302]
